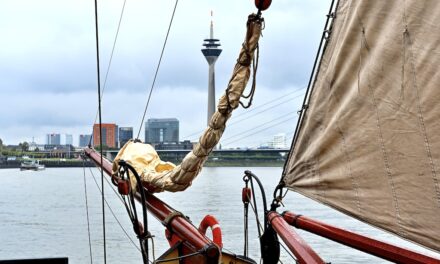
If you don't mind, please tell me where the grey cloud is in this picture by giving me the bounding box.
[1,0,328,93]
[0,0,330,146]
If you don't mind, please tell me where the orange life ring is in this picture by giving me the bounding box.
[198,215,223,249]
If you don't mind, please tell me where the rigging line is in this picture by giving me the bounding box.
[223,111,296,142]
[245,130,295,149]
[186,92,305,141]
[154,251,202,263]
[82,161,93,264]
[93,0,107,262]
[237,87,305,116]
[88,0,128,146]
[182,88,306,139]
[149,236,156,263]
[283,0,337,176]
[93,165,135,227]
[229,93,304,126]
[100,165,136,219]
[136,0,179,139]
[222,115,297,146]
[278,241,297,262]
[221,111,297,143]
[248,198,264,234]
[88,167,143,253]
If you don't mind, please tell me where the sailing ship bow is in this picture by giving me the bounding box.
[283,0,440,252]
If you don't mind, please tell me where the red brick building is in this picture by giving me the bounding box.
[93,123,118,148]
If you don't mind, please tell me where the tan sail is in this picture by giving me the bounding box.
[113,14,262,192]
[283,0,440,252]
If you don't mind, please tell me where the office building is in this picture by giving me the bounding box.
[268,133,287,149]
[93,123,118,148]
[46,133,61,145]
[65,134,73,145]
[79,134,92,148]
[145,118,179,144]
[119,127,133,148]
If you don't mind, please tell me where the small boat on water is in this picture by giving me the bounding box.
[20,159,45,171]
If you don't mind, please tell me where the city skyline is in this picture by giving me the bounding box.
[0,1,328,149]
[9,123,289,150]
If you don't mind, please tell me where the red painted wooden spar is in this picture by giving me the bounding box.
[84,148,220,259]
[282,211,440,264]
[267,212,325,264]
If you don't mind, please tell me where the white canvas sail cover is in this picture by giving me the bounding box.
[284,0,440,252]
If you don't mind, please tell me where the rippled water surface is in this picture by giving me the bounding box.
[0,167,438,263]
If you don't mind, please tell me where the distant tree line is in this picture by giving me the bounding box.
[0,138,40,157]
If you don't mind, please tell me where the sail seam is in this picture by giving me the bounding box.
[337,128,361,214]
[360,27,406,238]
[314,156,326,200]
[326,43,362,214]
[323,1,362,214]
[326,19,363,212]
[404,27,440,208]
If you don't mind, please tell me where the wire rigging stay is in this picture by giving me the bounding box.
[136,0,179,139]
[88,167,142,253]
[183,88,306,140]
[92,0,107,263]
[88,0,128,147]
[82,160,93,264]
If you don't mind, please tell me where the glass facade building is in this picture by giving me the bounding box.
[65,134,73,145]
[119,127,133,148]
[145,118,179,144]
[46,133,61,145]
[79,134,92,147]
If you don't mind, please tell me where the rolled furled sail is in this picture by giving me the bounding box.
[283,0,440,252]
[112,14,262,192]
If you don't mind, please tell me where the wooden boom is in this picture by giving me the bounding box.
[84,147,220,263]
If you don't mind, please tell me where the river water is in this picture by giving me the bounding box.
[0,167,438,263]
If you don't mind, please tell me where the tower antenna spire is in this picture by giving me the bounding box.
[210,10,214,39]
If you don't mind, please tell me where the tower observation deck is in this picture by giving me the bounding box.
[201,13,222,125]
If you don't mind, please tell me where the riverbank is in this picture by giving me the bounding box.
[0,159,95,169]
[0,159,284,169]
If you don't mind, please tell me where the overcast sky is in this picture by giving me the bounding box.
[0,0,329,148]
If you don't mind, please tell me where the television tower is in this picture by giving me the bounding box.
[201,11,222,125]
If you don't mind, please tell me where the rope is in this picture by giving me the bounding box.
[239,44,259,108]
[154,250,202,263]
[281,0,337,179]
[136,0,179,139]
[249,177,262,238]
[183,88,306,141]
[149,236,156,263]
[243,180,250,257]
[248,194,264,234]
[88,0,127,147]
[243,206,249,256]
[221,110,297,143]
[82,160,93,264]
[88,168,142,253]
[230,92,303,127]
[279,241,297,262]
[117,162,151,264]
[93,0,107,262]
[222,113,297,146]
